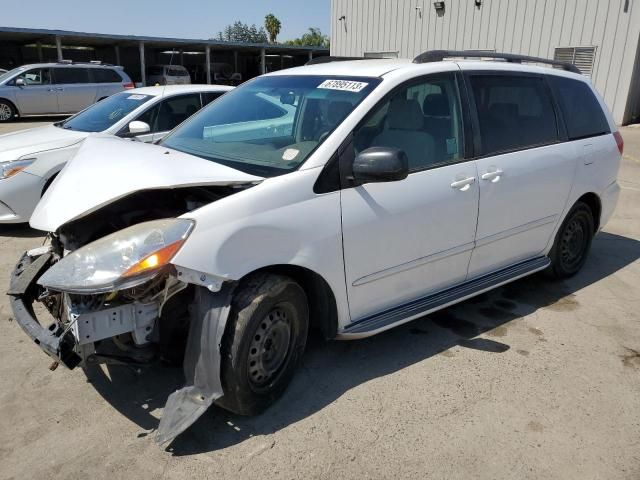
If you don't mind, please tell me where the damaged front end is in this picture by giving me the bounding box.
[9,200,243,445]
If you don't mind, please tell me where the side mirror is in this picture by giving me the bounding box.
[127,120,150,135]
[352,147,409,185]
[15,78,25,87]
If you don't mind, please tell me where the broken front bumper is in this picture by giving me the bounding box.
[8,252,82,369]
[8,249,237,445]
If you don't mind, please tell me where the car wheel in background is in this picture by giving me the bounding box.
[0,100,16,122]
[548,201,595,278]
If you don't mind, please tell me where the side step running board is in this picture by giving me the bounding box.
[340,256,550,338]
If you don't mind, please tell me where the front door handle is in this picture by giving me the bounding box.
[481,169,504,182]
[450,177,476,191]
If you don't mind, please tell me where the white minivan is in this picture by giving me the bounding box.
[10,51,622,444]
[146,65,191,85]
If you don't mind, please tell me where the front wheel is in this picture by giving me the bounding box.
[216,273,308,416]
[0,100,15,123]
[548,201,595,278]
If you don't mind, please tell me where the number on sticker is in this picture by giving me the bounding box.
[318,80,369,92]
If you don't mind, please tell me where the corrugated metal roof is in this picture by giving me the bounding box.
[0,26,329,54]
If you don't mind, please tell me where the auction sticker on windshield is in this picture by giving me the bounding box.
[318,80,369,92]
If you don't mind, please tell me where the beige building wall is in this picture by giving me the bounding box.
[331,0,640,124]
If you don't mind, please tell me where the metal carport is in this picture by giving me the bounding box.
[0,27,328,86]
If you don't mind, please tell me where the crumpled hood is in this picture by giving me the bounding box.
[0,125,87,163]
[30,136,263,232]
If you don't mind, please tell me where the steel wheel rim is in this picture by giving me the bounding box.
[560,217,587,269]
[0,103,11,121]
[247,306,292,388]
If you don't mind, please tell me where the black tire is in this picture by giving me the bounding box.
[548,201,595,279]
[0,99,16,123]
[216,273,308,416]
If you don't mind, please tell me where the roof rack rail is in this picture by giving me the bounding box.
[413,50,581,74]
[55,60,114,67]
[306,56,371,65]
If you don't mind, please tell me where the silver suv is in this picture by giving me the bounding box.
[0,62,134,122]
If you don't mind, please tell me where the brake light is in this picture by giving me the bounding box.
[613,131,624,155]
[123,82,135,89]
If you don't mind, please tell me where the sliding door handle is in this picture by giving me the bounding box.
[481,169,504,182]
[450,177,476,191]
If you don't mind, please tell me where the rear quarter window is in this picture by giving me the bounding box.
[91,69,122,83]
[547,76,610,140]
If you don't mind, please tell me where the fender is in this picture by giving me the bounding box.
[174,166,352,329]
[156,284,235,445]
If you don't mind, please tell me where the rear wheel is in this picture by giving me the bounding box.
[548,201,595,278]
[216,273,308,416]
[0,100,15,122]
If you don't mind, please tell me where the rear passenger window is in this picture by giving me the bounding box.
[354,73,464,171]
[469,75,558,156]
[91,69,122,83]
[152,93,202,132]
[547,76,609,140]
[202,92,224,106]
[53,68,90,84]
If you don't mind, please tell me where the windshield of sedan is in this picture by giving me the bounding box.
[59,92,154,132]
[162,75,380,177]
[0,67,24,83]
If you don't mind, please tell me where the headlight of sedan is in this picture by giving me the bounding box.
[1,159,35,179]
[38,218,194,294]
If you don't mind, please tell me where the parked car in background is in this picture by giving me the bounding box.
[0,62,135,122]
[146,65,191,85]
[9,52,621,445]
[0,84,232,223]
[0,68,7,75]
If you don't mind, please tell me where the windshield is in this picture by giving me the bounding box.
[162,75,381,177]
[0,67,24,83]
[59,92,154,132]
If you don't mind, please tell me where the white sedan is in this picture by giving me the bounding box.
[0,84,232,223]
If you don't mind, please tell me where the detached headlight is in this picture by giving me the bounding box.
[1,159,35,179]
[38,218,194,294]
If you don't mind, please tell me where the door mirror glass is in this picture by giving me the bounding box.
[15,78,25,87]
[352,147,408,185]
[127,120,151,135]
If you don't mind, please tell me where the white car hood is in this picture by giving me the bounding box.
[0,125,87,163]
[30,136,263,232]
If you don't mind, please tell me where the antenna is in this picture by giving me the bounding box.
[160,47,176,106]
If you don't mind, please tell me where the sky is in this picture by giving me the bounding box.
[1,0,331,41]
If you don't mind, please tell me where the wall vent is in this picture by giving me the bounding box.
[553,46,597,77]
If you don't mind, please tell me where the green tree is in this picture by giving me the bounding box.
[264,13,282,43]
[215,21,268,43]
[284,28,330,48]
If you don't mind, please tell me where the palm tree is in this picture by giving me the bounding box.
[264,14,282,43]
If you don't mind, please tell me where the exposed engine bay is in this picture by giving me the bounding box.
[38,185,242,364]
[56,185,238,251]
